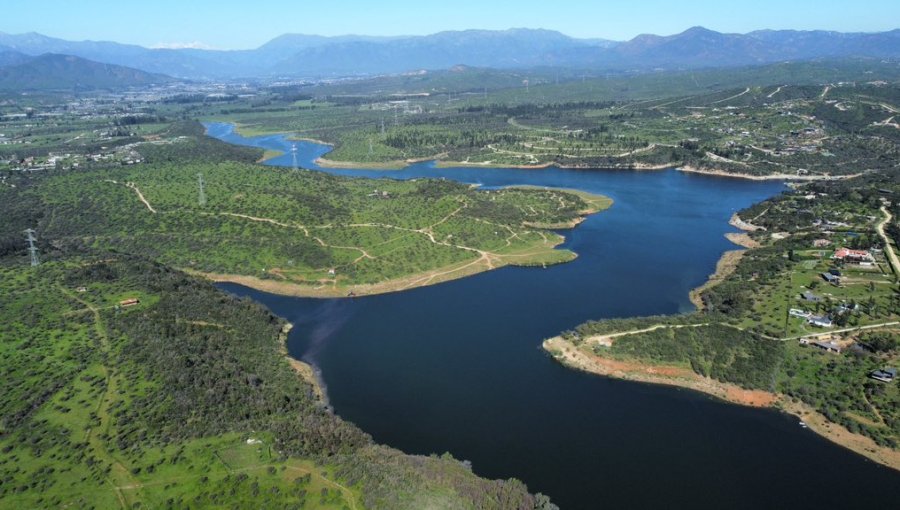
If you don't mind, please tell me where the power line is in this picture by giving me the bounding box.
[24,229,39,266]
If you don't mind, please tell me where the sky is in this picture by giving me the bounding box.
[1,0,899,50]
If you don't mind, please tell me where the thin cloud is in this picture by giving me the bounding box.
[150,41,217,50]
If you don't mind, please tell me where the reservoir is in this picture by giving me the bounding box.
[206,123,900,509]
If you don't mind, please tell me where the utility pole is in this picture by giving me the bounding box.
[24,229,39,266]
[197,173,206,206]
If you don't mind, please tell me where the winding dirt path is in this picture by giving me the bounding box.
[712,87,750,104]
[59,287,139,508]
[125,182,156,213]
[876,205,899,276]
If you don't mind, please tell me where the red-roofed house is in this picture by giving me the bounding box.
[832,248,874,263]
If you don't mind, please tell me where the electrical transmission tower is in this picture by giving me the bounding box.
[24,229,39,266]
[291,143,299,171]
[368,137,374,156]
[197,173,206,206]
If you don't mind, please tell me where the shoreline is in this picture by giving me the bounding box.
[194,256,500,298]
[193,235,574,298]
[190,189,610,299]
[688,231,760,309]
[678,165,862,182]
[542,336,900,471]
[688,249,746,310]
[278,323,327,404]
[213,121,858,183]
[729,212,766,232]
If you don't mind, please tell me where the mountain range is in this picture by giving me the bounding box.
[0,53,175,91]
[0,27,898,82]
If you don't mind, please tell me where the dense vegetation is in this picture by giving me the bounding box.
[0,252,553,509]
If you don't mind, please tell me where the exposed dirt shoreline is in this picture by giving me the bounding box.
[188,189,610,298]
[542,336,900,471]
[278,323,327,404]
[190,256,503,298]
[688,249,746,310]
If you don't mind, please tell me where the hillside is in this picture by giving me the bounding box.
[0,53,176,91]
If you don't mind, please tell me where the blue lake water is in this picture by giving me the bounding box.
[206,123,900,509]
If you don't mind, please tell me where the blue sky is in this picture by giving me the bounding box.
[2,0,899,50]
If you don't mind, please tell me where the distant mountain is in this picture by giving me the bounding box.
[589,26,900,69]
[272,29,597,76]
[0,53,177,91]
[0,27,897,80]
[0,49,31,68]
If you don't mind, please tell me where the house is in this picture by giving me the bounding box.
[813,239,832,248]
[870,368,897,383]
[802,291,822,302]
[821,272,841,285]
[811,340,841,353]
[832,248,875,263]
[119,298,140,307]
[808,315,833,328]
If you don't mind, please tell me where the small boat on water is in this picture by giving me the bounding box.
[799,421,808,428]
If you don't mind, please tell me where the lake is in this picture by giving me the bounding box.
[206,123,900,509]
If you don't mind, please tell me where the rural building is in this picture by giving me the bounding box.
[813,239,832,247]
[802,291,822,302]
[832,248,875,263]
[821,272,841,285]
[811,340,841,353]
[119,298,140,307]
[808,315,833,328]
[789,308,811,318]
[870,368,897,383]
